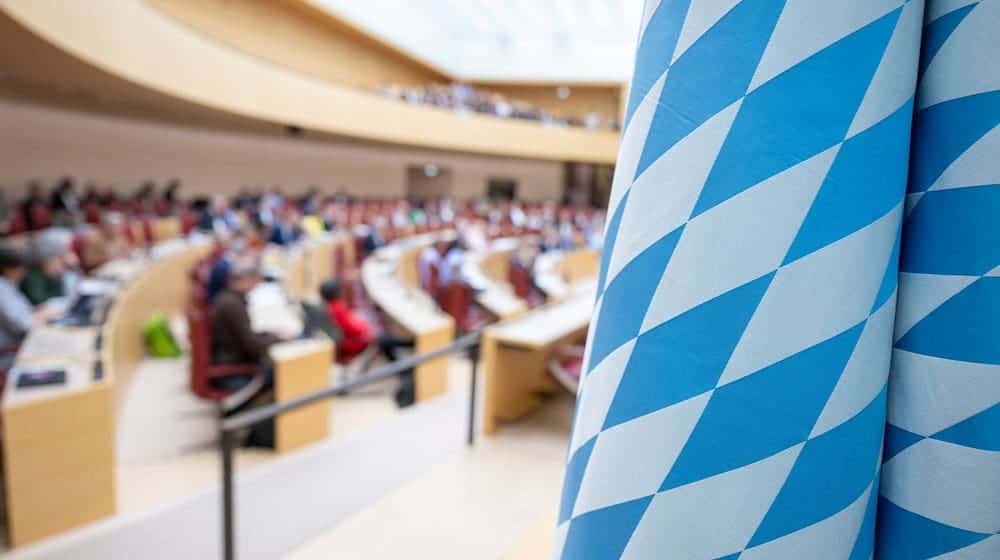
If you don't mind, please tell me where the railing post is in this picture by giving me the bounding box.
[221,429,236,560]
[467,343,479,446]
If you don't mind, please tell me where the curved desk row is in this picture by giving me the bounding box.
[361,232,455,402]
[1,236,209,547]
[463,237,528,322]
[482,249,601,435]
[1,232,354,548]
[533,249,600,302]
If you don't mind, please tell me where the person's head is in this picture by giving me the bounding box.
[55,176,74,195]
[0,245,28,282]
[227,258,260,294]
[164,179,181,197]
[319,278,342,303]
[31,228,75,275]
[210,194,228,213]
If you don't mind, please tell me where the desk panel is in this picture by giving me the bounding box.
[482,289,594,435]
[273,340,333,454]
[2,384,115,547]
[414,324,454,403]
[1,239,209,548]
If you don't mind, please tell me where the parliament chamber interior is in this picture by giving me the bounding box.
[1,1,998,560]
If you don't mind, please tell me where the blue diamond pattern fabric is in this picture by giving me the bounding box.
[555,1,923,558]
[878,1,1000,558]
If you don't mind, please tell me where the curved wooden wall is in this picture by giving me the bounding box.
[0,0,619,164]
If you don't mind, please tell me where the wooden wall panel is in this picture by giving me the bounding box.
[0,99,565,201]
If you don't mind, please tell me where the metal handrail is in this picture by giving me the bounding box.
[218,331,482,560]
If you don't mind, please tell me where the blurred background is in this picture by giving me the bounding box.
[0,1,637,558]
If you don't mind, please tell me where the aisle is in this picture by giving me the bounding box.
[287,395,574,560]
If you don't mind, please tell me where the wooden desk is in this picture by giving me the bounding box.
[534,249,600,302]
[261,246,309,300]
[559,249,600,284]
[361,234,455,402]
[271,339,333,454]
[464,238,527,322]
[1,238,209,548]
[299,233,353,300]
[2,330,113,548]
[151,217,182,242]
[482,286,595,435]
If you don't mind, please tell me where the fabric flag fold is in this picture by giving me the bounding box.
[877,1,1000,558]
[556,0,923,558]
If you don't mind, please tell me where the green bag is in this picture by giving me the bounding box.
[143,312,182,358]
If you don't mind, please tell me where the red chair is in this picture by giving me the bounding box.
[70,232,92,274]
[353,235,366,266]
[154,199,171,217]
[28,204,52,231]
[438,280,490,333]
[547,343,586,394]
[6,211,25,235]
[186,305,260,401]
[509,262,546,308]
[83,202,102,225]
[180,210,199,235]
[141,217,155,245]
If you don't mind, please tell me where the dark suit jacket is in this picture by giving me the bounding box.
[210,289,278,365]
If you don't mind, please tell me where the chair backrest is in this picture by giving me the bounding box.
[439,280,471,326]
[353,235,366,265]
[7,211,25,235]
[83,202,102,224]
[28,204,52,230]
[179,210,198,235]
[186,304,212,399]
[141,218,155,245]
[509,262,531,299]
[70,233,89,273]
[424,261,441,299]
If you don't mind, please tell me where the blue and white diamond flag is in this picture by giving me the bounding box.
[555,1,923,558]
[877,1,1000,558]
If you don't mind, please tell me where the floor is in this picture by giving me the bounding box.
[115,356,410,515]
[287,393,574,560]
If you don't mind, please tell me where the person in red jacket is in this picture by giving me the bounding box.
[320,279,416,406]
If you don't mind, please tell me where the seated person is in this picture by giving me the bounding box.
[199,194,238,235]
[362,220,387,255]
[0,246,59,370]
[211,260,279,382]
[207,236,251,303]
[440,239,466,286]
[319,279,416,407]
[418,241,447,291]
[20,228,80,306]
[267,208,301,246]
[79,212,132,272]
